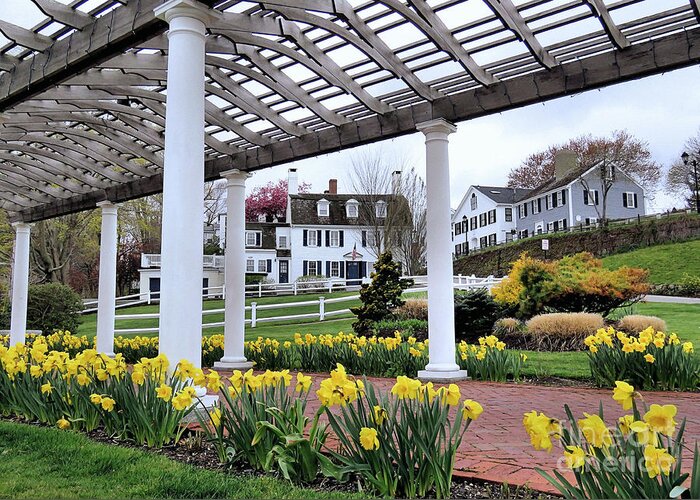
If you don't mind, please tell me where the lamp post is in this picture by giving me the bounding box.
[681,151,700,214]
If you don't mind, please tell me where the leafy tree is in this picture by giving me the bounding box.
[507,130,661,195]
[203,236,223,255]
[666,129,700,210]
[351,251,413,334]
[245,179,311,222]
[26,283,83,334]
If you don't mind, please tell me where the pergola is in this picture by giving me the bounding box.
[2,0,699,379]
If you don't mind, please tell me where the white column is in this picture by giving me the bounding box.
[416,119,467,381]
[214,170,253,370]
[155,0,217,370]
[95,202,118,357]
[9,222,31,346]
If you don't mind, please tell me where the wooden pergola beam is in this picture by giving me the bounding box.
[12,27,700,222]
[31,0,93,30]
[583,0,630,50]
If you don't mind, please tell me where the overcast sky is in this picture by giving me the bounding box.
[4,0,700,212]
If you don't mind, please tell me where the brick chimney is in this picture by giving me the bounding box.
[328,178,338,195]
[554,149,578,180]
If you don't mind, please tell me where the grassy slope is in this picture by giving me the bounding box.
[602,239,700,284]
[0,421,361,499]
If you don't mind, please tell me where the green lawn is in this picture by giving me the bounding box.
[0,421,362,499]
[602,239,700,284]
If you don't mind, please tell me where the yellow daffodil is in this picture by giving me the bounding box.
[618,414,634,435]
[644,404,677,436]
[443,383,461,406]
[90,393,103,404]
[682,342,693,354]
[629,420,659,447]
[295,373,312,392]
[156,384,173,402]
[563,445,586,469]
[391,375,421,400]
[578,413,612,449]
[40,382,52,395]
[523,411,560,452]
[612,381,635,410]
[101,397,116,412]
[359,427,379,451]
[210,407,222,427]
[643,445,675,478]
[644,353,655,364]
[56,418,70,430]
[462,399,483,420]
[373,405,387,426]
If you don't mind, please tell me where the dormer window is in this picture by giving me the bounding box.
[346,199,359,218]
[375,200,387,218]
[470,193,477,210]
[317,199,330,217]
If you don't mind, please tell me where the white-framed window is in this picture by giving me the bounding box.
[245,231,261,247]
[545,196,551,210]
[531,198,541,215]
[307,260,318,275]
[317,199,330,217]
[623,192,638,208]
[557,190,564,206]
[278,235,288,249]
[375,201,387,218]
[366,231,376,247]
[330,261,340,277]
[470,193,477,210]
[307,230,318,247]
[505,207,512,222]
[346,200,359,218]
[547,221,554,232]
[584,189,599,205]
[329,230,340,247]
[257,260,267,272]
[246,258,255,272]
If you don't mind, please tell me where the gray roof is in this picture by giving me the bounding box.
[290,193,407,226]
[473,186,532,204]
[517,162,597,201]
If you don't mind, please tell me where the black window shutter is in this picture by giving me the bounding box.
[623,193,627,207]
[583,190,589,205]
[326,261,330,277]
[339,231,344,247]
[537,198,542,212]
[524,204,528,217]
[552,193,557,208]
[303,260,308,275]
[563,218,568,229]
[340,262,345,278]
[256,233,261,247]
[595,191,599,205]
[633,193,638,208]
[316,261,322,275]
[325,230,330,247]
[303,230,308,246]
[561,190,566,204]
[359,261,366,278]
[361,230,367,247]
[317,230,322,246]
[266,259,272,273]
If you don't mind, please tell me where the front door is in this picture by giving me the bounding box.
[346,261,360,285]
[279,260,289,284]
[149,277,161,300]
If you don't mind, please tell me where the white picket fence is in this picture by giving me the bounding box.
[83,275,503,335]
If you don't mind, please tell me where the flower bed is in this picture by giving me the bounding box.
[1,331,526,382]
[585,327,698,391]
[524,381,700,498]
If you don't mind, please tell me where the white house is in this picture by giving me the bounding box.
[451,185,530,256]
[138,169,403,297]
[451,151,647,255]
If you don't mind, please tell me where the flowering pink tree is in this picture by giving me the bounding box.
[245,179,311,221]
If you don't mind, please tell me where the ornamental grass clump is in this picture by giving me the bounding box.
[319,364,483,498]
[0,340,200,446]
[457,335,526,382]
[199,368,332,484]
[524,381,699,499]
[585,327,698,391]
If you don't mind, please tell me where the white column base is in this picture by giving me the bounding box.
[213,359,253,370]
[417,368,468,382]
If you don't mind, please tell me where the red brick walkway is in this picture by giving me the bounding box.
[211,371,700,494]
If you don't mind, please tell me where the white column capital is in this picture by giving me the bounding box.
[221,169,252,186]
[155,0,220,25]
[416,118,457,137]
[97,201,118,214]
[11,222,32,233]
